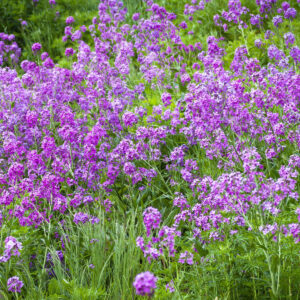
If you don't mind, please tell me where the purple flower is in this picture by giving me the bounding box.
[7,277,23,293]
[73,212,89,224]
[122,112,138,127]
[66,16,75,24]
[178,251,194,265]
[250,14,262,27]
[167,12,177,20]
[161,92,172,106]
[0,236,22,262]
[31,42,42,53]
[8,163,24,182]
[65,47,75,57]
[284,32,295,48]
[255,39,262,48]
[290,46,300,64]
[213,14,221,26]
[49,0,56,5]
[272,15,283,27]
[151,3,159,12]
[173,194,190,211]
[64,26,72,36]
[179,21,188,29]
[71,30,82,41]
[43,57,54,68]
[284,8,297,19]
[282,2,290,11]
[132,13,140,21]
[268,45,285,61]
[123,162,136,175]
[181,73,191,84]
[166,280,175,293]
[143,207,161,236]
[8,34,15,41]
[265,30,274,40]
[41,52,48,61]
[73,212,99,225]
[26,110,38,127]
[56,250,64,261]
[133,271,157,296]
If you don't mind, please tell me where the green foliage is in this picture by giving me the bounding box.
[0,0,99,62]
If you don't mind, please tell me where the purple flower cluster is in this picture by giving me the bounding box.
[178,251,194,265]
[0,33,21,66]
[273,15,283,27]
[133,271,157,296]
[65,47,75,57]
[284,32,295,48]
[143,207,161,236]
[73,212,99,225]
[66,16,75,24]
[214,0,249,31]
[31,42,42,53]
[0,0,299,296]
[7,276,24,293]
[0,236,22,262]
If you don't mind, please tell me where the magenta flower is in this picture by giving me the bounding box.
[65,47,75,57]
[132,13,140,21]
[7,277,23,293]
[161,92,172,106]
[31,42,42,53]
[143,207,161,236]
[282,1,290,11]
[41,52,48,61]
[133,271,157,296]
[179,21,187,29]
[66,16,75,24]
[43,57,54,68]
[64,26,72,36]
[122,112,138,127]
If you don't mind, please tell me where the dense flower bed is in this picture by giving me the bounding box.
[0,0,299,298]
